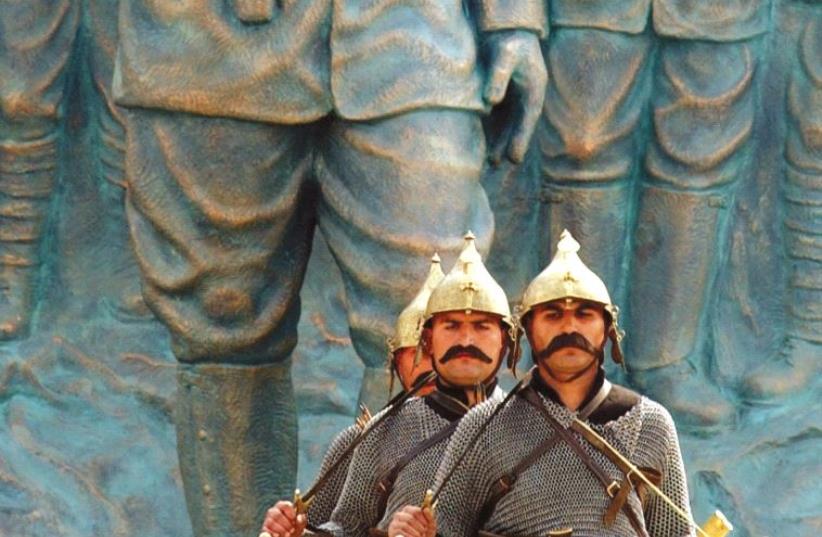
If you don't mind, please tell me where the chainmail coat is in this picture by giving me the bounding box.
[319,388,505,537]
[307,424,362,527]
[433,385,695,537]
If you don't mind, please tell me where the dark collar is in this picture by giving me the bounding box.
[528,367,639,424]
[424,378,499,421]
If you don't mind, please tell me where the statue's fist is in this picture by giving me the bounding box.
[259,501,307,537]
[388,505,436,537]
[482,29,548,164]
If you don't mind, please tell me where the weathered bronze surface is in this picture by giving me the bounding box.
[0,1,818,536]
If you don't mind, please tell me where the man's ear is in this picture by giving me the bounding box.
[420,327,432,354]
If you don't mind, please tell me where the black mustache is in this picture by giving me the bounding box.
[440,345,494,364]
[534,332,601,361]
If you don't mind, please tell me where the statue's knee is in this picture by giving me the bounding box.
[202,285,255,323]
[0,90,59,128]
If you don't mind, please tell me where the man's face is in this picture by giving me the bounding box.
[393,332,436,396]
[427,311,505,387]
[528,299,607,381]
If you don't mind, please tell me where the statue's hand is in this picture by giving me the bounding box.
[483,30,547,164]
[260,501,307,537]
[388,505,436,537]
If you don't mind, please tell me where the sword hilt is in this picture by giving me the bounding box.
[293,488,313,515]
[258,492,311,537]
[421,489,436,513]
[355,404,373,431]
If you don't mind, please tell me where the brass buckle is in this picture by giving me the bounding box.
[606,480,621,498]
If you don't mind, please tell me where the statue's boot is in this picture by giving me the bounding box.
[744,163,821,399]
[743,338,818,400]
[541,181,632,308]
[176,361,297,537]
[0,135,57,339]
[628,185,735,428]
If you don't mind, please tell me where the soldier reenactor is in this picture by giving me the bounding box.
[284,253,444,533]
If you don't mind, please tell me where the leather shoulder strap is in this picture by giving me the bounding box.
[477,429,562,528]
[578,379,612,420]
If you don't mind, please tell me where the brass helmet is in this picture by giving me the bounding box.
[387,253,445,353]
[424,232,516,336]
[519,229,625,364]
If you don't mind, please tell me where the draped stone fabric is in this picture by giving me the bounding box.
[113,0,547,123]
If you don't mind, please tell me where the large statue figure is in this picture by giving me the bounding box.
[111,3,548,536]
[0,0,79,338]
[744,7,821,398]
[535,0,770,427]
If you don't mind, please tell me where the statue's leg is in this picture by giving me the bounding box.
[744,16,821,399]
[316,109,492,410]
[537,27,653,310]
[85,0,151,319]
[628,38,759,427]
[124,108,315,537]
[0,0,79,339]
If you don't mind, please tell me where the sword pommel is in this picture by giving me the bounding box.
[421,489,435,513]
[702,510,733,537]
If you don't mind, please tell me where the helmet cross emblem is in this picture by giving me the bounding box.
[461,281,477,310]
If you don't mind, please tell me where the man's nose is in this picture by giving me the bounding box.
[458,325,475,345]
[560,312,577,333]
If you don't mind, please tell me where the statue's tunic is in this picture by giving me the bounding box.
[306,424,361,527]
[320,387,505,537]
[113,0,547,123]
[433,375,694,537]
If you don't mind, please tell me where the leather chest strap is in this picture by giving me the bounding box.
[519,387,648,537]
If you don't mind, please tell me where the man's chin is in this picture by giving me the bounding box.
[538,355,597,378]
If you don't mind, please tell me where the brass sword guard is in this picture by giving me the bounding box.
[421,489,436,513]
[355,404,373,431]
[257,490,314,537]
[294,488,313,515]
